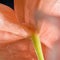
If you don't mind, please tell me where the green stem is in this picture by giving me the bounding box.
[31,34,44,60]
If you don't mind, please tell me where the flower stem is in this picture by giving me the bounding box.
[31,34,44,60]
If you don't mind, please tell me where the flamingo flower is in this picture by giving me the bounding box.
[0,3,44,60]
[0,0,60,60]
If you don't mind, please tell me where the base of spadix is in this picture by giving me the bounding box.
[31,34,44,60]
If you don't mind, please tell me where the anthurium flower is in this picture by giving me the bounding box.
[14,0,44,60]
[0,3,44,60]
[14,0,60,60]
[0,2,43,60]
[0,0,60,60]
[14,0,59,48]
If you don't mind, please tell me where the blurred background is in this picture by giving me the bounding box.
[0,0,14,9]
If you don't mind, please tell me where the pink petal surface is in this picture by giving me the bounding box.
[38,0,60,16]
[0,0,60,60]
[40,20,59,48]
[14,0,60,49]
[0,38,48,60]
[0,4,28,43]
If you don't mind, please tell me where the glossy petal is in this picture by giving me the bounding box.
[37,0,60,48]
[39,19,59,48]
[38,0,60,16]
[14,0,41,33]
[0,0,60,60]
[0,38,47,60]
[0,4,28,43]
[0,36,60,60]
[14,0,60,49]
